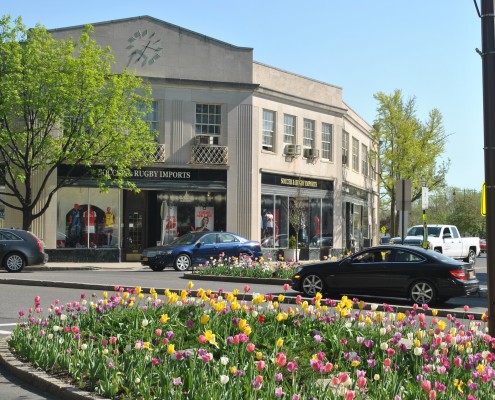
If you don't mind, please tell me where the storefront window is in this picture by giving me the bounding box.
[57,187,120,249]
[262,193,332,249]
[157,191,226,244]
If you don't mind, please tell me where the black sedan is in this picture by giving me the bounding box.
[291,245,479,305]
[141,231,263,271]
[0,228,48,272]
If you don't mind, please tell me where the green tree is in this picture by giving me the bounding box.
[371,89,450,236]
[0,16,156,230]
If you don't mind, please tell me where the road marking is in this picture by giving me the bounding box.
[0,330,12,334]
[0,323,17,327]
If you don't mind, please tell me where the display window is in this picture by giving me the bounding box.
[57,187,120,248]
[157,191,226,244]
[261,194,332,249]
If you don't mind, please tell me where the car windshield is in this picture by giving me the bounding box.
[169,232,203,245]
[407,226,442,237]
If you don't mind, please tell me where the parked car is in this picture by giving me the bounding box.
[0,228,48,272]
[480,239,487,254]
[379,235,391,245]
[310,235,333,247]
[402,225,479,264]
[141,231,263,271]
[291,245,479,305]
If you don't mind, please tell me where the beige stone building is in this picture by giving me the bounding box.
[2,15,379,262]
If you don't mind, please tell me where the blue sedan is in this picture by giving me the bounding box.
[141,231,263,271]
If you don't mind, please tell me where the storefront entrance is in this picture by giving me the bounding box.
[123,192,148,261]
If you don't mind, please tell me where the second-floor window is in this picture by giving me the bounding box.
[361,144,369,177]
[342,131,349,166]
[352,137,359,172]
[262,110,275,151]
[303,119,315,148]
[195,104,221,136]
[283,114,296,144]
[321,123,333,161]
[145,101,159,135]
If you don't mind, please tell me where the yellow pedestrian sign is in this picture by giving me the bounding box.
[482,183,486,216]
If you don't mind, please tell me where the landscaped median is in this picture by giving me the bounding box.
[3,278,494,400]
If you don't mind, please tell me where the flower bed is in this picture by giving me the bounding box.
[195,255,303,280]
[8,283,494,400]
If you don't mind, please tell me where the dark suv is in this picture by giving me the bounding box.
[0,228,48,272]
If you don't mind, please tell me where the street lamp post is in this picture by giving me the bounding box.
[421,183,429,249]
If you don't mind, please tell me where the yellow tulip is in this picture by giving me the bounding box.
[201,314,210,325]
[160,314,169,324]
[187,281,194,289]
[167,344,175,355]
[276,338,284,347]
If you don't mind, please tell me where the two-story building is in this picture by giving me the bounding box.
[2,16,379,262]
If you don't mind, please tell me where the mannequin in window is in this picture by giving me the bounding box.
[68,203,82,246]
[104,207,114,246]
[83,205,97,246]
[264,210,274,237]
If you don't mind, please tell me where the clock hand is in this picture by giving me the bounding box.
[136,41,152,62]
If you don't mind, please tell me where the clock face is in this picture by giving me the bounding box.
[126,29,162,67]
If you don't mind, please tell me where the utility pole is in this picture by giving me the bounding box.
[477,0,495,335]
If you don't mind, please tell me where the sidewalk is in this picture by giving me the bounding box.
[30,261,144,271]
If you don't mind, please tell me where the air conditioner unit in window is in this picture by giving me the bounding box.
[304,148,320,158]
[284,144,301,156]
[194,135,213,145]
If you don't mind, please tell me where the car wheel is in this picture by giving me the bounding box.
[301,274,326,297]
[149,264,165,272]
[3,252,26,273]
[174,254,191,271]
[409,280,437,305]
[464,249,476,265]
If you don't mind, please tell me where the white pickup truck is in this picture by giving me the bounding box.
[402,224,480,263]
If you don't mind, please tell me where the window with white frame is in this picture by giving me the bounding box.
[303,119,315,148]
[145,101,159,136]
[195,104,221,137]
[321,123,333,161]
[262,110,275,151]
[352,137,359,172]
[283,114,296,144]
[361,144,369,177]
[342,131,349,166]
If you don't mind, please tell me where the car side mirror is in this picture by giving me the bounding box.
[196,242,202,248]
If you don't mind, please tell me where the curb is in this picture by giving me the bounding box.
[0,338,104,399]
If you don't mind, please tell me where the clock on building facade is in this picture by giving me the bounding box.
[126,29,162,67]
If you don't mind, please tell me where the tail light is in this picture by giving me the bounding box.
[36,239,43,253]
[449,269,467,280]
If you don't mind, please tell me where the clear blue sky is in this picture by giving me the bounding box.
[3,0,485,191]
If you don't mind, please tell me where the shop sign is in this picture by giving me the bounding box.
[261,172,333,191]
[58,165,226,182]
